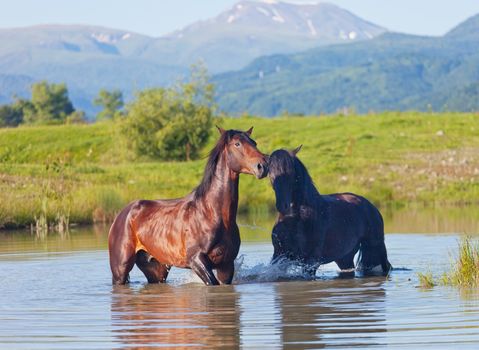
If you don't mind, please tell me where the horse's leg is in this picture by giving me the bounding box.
[135,250,171,283]
[301,264,318,279]
[109,210,136,285]
[111,252,135,285]
[109,242,136,285]
[335,247,358,271]
[335,251,357,278]
[190,252,219,286]
[357,206,392,275]
[216,261,235,285]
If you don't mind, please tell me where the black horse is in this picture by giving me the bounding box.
[268,146,392,277]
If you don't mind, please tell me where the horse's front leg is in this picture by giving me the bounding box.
[301,262,319,279]
[216,261,234,285]
[190,252,220,286]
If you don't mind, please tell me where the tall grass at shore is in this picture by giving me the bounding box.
[1,112,478,229]
[443,237,479,287]
[419,237,479,288]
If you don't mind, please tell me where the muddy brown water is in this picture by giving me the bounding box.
[1,208,478,349]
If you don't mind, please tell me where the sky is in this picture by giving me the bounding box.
[0,0,478,37]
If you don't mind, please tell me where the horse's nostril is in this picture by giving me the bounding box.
[257,163,262,170]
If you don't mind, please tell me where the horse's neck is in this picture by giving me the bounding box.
[204,154,239,228]
[294,178,325,212]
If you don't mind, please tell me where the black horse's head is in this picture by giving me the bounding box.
[268,146,302,215]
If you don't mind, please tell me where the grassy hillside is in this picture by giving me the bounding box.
[1,112,478,229]
[214,15,479,116]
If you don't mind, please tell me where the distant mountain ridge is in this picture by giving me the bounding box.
[213,14,479,116]
[150,0,386,71]
[0,1,385,115]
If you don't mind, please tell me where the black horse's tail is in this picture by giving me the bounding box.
[356,204,392,276]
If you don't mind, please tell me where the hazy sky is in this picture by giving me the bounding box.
[0,0,478,37]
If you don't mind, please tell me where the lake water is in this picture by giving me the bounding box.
[1,208,479,349]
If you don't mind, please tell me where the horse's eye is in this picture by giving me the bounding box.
[235,142,241,147]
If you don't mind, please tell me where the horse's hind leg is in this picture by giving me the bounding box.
[108,206,137,285]
[109,244,136,285]
[335,249,357,277]
[136,250,171,283]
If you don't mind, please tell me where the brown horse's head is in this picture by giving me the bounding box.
[217,126,268,179]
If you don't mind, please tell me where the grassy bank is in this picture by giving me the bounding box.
[419,237,479,288]
[1,112,478,229]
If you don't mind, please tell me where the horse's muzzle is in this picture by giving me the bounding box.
[254,162,268,179]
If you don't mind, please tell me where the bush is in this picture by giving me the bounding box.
[0,103,23,127]
[94,89,123,121]
[121,64,215,161]
[23,81,75,124]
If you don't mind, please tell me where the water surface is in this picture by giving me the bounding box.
[1,209,478,349]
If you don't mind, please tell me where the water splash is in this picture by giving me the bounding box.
[233,255,315,283]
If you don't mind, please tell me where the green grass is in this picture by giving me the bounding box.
[443,237,479,287]
[418,271,436,288]
[1,112,478,228]
[418,237,479,289]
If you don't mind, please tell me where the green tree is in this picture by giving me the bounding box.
[0,103,23,127]
[122,64,215,161]
[23,81,74,124]
[65,110,87,124]
[93,89,123,120]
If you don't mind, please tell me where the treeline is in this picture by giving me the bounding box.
[0,81,82,126]
[0,65,216,161]
[0,80,121,127]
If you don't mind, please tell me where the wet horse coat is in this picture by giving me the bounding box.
[268,147,392,276]
[108,127,268,285]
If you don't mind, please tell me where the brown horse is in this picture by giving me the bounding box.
[108,127,268,285]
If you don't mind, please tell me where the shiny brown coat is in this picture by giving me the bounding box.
[108,127,268,285]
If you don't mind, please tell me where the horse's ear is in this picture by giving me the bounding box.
[292,145,302,156]
[246,126,253,136]
[216,125,226,135]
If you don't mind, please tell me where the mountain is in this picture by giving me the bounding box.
[143,0,386,72]
[444,13,479,40]
[0,25,187,114]
[213,14,479,116]
[0,1,385,115]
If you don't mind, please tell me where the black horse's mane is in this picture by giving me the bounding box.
[269,149,320,206]
[194,129,246,199]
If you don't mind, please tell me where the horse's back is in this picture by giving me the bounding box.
[325,192,382,224]
[108,197,189,263]
[322,192,384,244]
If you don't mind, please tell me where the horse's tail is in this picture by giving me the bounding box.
[356,203,392,276]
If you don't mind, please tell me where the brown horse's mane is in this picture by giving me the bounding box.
[194,130,242,200]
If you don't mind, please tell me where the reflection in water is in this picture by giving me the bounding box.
[1,206,478,258]
[274,279,387,349]
[111,284,240,349]
[1,231,479,349]
[2,210,479,349]
[238,283,282,347]
[110,278,388,349]
[0,225,108,257]
[383,206,479,234]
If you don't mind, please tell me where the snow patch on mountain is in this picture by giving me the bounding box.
[307,19,317,36]
[272,8,285,23]
[256,7,270,17]
[91,33,115,43]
